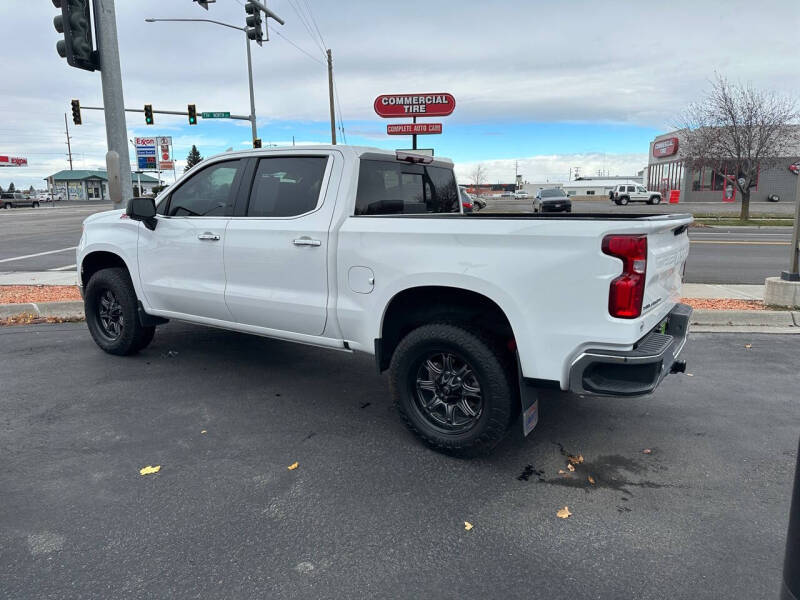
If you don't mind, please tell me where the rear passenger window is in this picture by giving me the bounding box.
[355,160,459,215]
[627,186,636,192]
[247,156,329,217]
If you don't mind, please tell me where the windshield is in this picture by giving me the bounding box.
[540,188,566,198]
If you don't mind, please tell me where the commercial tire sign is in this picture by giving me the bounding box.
[653,137,679,158]
[374,93,455,117]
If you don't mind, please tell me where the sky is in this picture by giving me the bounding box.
[1,0,799,190]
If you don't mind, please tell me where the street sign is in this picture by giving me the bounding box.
[387,123,442,135]
[0,155,28,167]
[374,93,455,117]
[159,160,174,170]
[201,112,231,119]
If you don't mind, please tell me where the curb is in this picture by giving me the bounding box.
[690,309,800,328]
[1,302,799,331]
[0,300,84,320]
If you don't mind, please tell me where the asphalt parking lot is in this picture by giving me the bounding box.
[1,322,797,599]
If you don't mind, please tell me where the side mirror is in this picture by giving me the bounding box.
[126,197,157,230]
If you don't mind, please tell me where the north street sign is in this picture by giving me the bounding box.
[201,112,231,119]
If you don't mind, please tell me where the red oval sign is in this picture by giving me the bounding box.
[374,93,455,118]
[653,137,679,158]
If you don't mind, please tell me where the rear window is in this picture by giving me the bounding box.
[355,159,459,215]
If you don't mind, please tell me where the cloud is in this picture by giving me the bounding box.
[454,153,648,185]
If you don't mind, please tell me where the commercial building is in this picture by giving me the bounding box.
[645,130,799,203]
[45,170,161,200]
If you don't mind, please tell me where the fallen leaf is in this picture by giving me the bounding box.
[139,465,161,475]
[200,430,207,434]
[287,462,299,471]
[744,344,752,349]
[464,521,473,531]
[567,454,584,465]
[686,373,694,377]
[558,469,567,475]
[588,476,596,485]
[567,463,575,472]
[642,448,652,455]
[556,506,572,519]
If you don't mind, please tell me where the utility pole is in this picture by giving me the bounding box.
[93,0,133,208]
[64,113,73,170]
[327,49,336,145]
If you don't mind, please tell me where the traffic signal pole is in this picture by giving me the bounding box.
[92,0,132,209]
[245,30,258,143]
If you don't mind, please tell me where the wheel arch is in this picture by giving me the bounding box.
[80,250,132,289]
[375,285,517,373]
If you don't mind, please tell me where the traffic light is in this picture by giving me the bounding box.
[253,138,262,149]
[245,2,264,46]
[188,104,197,125]
[53,0,99,72]
[144,104,154,125]
[70,99,82,125]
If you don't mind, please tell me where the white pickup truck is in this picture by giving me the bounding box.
[78,146,692,455]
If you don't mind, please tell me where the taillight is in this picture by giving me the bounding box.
[462,201,472,209]
[602,234,647,318]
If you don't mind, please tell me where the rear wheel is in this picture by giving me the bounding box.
[389,323,516,456]
[3,203,10,209]
[84,267,155,355]
[32,201,40,208]
[619,196,629,205]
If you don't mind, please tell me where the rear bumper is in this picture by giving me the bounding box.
[568,303,692,396]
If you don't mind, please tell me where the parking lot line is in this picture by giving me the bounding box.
[0,246,77,264]
[48,264,77,271]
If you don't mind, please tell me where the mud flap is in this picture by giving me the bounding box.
[517,352,539,437]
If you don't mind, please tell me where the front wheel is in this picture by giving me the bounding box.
[389,323,516,456]
[648,196,661,205]
[84,267,155,355]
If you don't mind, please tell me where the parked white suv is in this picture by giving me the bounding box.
[78,146,692,455]
[611,184,662,205]
[513,190,529,199]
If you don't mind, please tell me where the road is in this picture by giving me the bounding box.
[487,197,797,216]
[0,203,105,272]
[1,322,797,599]
[0,203,794,284]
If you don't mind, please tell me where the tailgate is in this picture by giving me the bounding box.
[643,219,691,315]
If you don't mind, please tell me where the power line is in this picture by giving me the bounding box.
[299,0,326,50]
[333,74,346,144]
[268,25,324,65]
[286,0,325,56]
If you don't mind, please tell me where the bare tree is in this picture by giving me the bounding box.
[470,163,487,188]
[678,74,800,220]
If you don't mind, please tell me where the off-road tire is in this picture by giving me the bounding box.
[389,323,517,457]
[84,267,155,355]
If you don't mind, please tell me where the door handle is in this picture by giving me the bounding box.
[293,238,321,247]
[197,232,221,241]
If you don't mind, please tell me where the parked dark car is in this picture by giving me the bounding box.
[1,192,39,209]
[533,188,571,213]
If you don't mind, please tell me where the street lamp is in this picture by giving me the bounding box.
[144,13,283,145]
